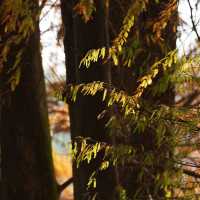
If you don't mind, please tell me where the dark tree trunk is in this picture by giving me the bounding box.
[61,0,177,199]
[0,1,57,200]
[121,1,178,199]
[60,1,117,199]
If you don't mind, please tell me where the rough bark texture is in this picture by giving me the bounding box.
[60,1,117,199]
[0,1,57,199]
[121,1,177,198]
[61,0,177,199]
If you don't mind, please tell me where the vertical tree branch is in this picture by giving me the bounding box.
[104,0,120,188]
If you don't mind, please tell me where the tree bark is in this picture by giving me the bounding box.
[61,0,177,199]
[0,1,57,199]
[121,1,178,198]
[60,0,117,199]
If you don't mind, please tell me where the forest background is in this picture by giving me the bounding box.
[1,0,200,200]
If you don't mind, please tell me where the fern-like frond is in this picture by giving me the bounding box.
[79,0,148,68]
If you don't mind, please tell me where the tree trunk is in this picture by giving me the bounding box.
[61,0,177,199]
[60,1,117,199]
[121,1,178,199]
[0,1,57,199]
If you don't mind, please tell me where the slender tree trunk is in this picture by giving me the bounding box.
[0,1,57,199]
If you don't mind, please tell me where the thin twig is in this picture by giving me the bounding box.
[57,177,73,193]
[183,168,200,179]
[187,0,200,41]
[40,0,60,22]
[39,0,48,10]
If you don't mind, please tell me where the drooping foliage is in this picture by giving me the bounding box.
[60,0,200,199]
[1,0,200,200]
[0,1,58,199]
[0,0,41,92]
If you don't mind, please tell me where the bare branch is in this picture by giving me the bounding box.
[57,177,73,193]
[40,0,60,22]
[183,169,200,179]
[187,0,200,41]
[40,0,48,10]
